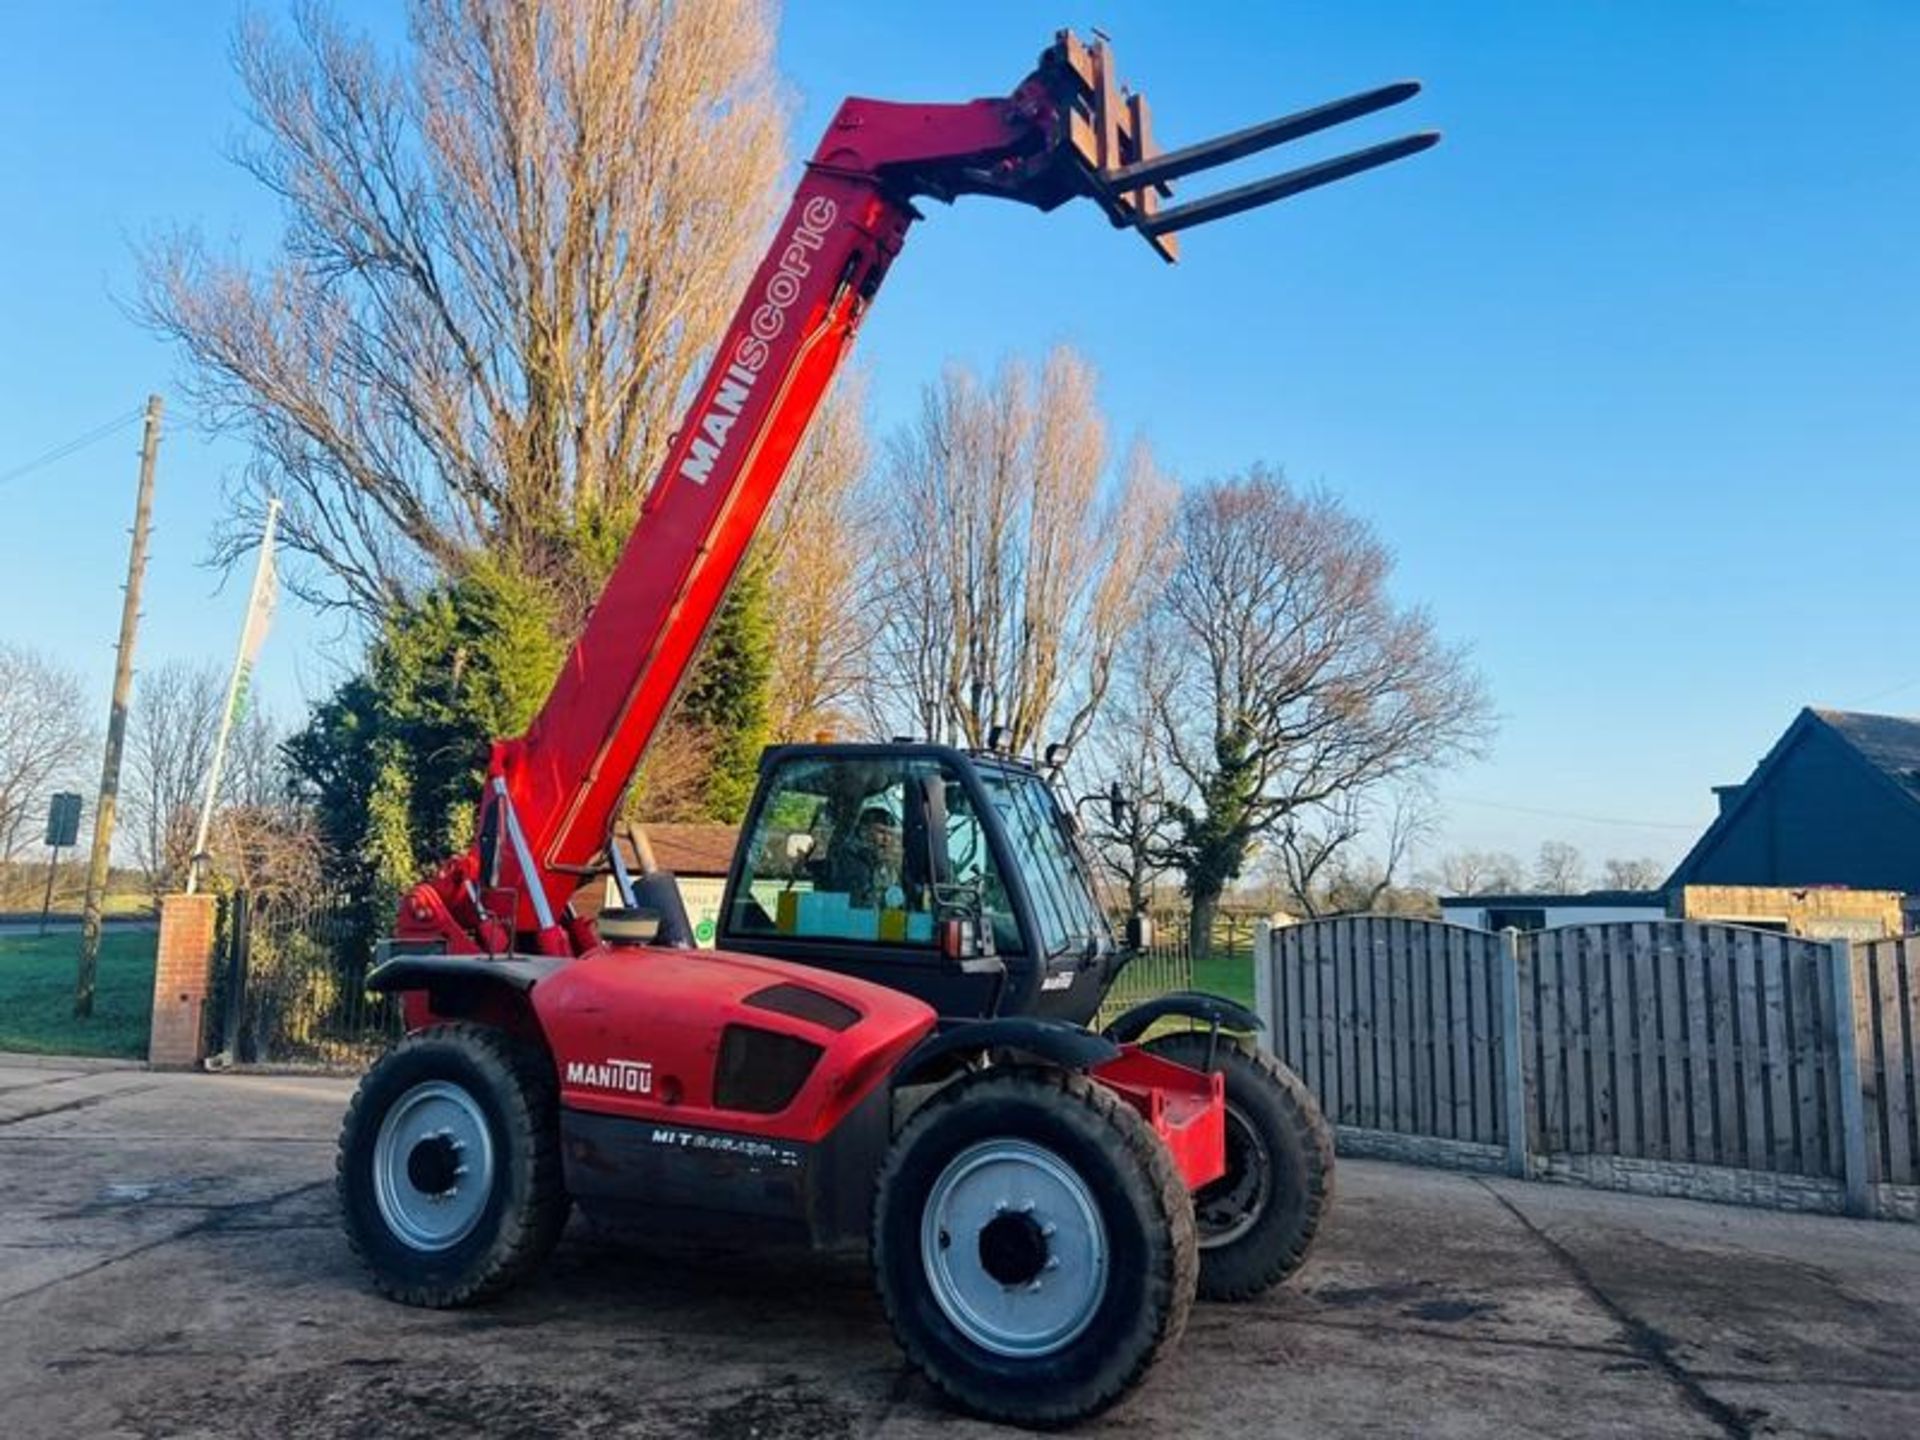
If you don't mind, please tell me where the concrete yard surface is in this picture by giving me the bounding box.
[0,1056,1915,1438]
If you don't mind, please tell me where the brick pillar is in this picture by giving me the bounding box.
[148,893,219,1068]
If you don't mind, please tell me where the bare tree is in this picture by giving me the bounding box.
[1076,628,1183,916]
[759,372,876,741]
[622,717,725,825]
[1601,855,1668,890]
[869,348,1177,756]
[1157,468,1490,959]
[1274,785,1435,918]
[0,644,95,868]
[1532,839,1587,895]
[126,660,282,895]
[1428,849,1525,896]
[209,802,325,902]
[141,0,789,620]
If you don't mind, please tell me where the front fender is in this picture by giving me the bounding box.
[365,953,568,1042]
[365,953,569,995]
[893,1017,1119,1087]
[1100,989,1263,1044]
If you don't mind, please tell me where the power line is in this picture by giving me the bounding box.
[1443,795,1701,832]
[1846,675,1920,710]
[0,407,146,489]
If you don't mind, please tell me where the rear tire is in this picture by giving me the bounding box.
[873,1068,1196,1427]
[337,1023,568,1307]
[1143,1032,1334,1301]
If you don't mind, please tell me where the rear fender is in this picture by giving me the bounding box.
[1100,989,1263,1044]
[892,1016,1119,1088]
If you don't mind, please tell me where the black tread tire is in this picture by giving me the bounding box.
[1144,1032,1334,1302]
[873,1067,1196,1428]
[337,1023,569,1307]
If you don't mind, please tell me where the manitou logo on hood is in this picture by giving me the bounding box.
[677,194,839,487]
[565,1057,654,1096]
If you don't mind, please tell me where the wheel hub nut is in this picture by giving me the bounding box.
[978,1210,1051,1288]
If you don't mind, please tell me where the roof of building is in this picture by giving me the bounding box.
[1438,890,1665,908]
[1813,709,1920,798]
[613,822,739,877]
[1666,707,1920,887]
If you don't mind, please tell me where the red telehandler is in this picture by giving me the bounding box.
[338,32,1434,1426]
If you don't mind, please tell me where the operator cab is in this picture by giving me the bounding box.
[716,743,1117,1025]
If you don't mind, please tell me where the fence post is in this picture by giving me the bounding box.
[1498,927,1531,1178]
[1829,937,1871,1217]
[209,890,253,1070]
[1254,919,1275,1037]
[147,893,219,1068]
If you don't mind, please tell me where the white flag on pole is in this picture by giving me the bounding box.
[186,500,281,894]
[228,530,278,727]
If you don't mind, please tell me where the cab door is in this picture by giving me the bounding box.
[717,750,1026,1018]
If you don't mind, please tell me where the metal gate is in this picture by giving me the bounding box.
[1097,910,1194,1027]
[208,889,402,1068]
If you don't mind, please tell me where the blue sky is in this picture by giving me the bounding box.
[1,2,1915,876]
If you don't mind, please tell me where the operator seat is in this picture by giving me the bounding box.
[599,871,697,948]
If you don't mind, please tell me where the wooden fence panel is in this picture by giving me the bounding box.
[1391,919,1415,1132]
[1264,917,1852,1182]
[1792,943,1826,1176]
[1733,929,1768,1170]
[1616,925,1645,1157]
[1877,943,1913,1184]
[1362,918,1385,1129]
[1411,920,1434,1135]
[1682,926,1715,1165]
[1271,917,1504,1146]
[1446,924,1471,1140]
[1903,939,1920,1182]
[1312,920,1335,1119]
[1718,928,1745,1164]
[1566,928,1592,1154]
[1853,935,1919,1185]
[1656,928,1687,1161]
[1759,934,1794,1172]
[1535,926,1564,1151]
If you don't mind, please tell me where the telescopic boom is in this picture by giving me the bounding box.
[394,31,1436,957]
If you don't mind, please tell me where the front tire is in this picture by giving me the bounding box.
[873,1068,1196,1427]
[1143,1031,1334,1301]
[337,1023,568,1307]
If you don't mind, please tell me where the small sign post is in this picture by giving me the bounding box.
[41,792,82,936]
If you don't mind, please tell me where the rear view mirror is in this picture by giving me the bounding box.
[1125,912,1155,953]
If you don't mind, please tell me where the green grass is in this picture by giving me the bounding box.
[0,931,155,1059]
[1191,950,1256,1011]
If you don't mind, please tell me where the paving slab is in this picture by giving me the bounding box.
[0,1062,1915,1438]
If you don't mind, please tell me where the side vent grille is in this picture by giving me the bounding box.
[744,983,860,1032]
[713,1025,824,1114]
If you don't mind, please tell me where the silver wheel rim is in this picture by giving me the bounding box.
[920,1139,1108,1358]
[1195,1100,1272,1249]
[371,1079,495,1253]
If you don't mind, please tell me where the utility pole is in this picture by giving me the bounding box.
[75,394,162,1019]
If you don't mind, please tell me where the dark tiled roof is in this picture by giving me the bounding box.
[1813,709,1920,798]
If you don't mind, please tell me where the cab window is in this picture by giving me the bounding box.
[943,779,1021,955]
[976,767,1102,957]
[730,756,989,947]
